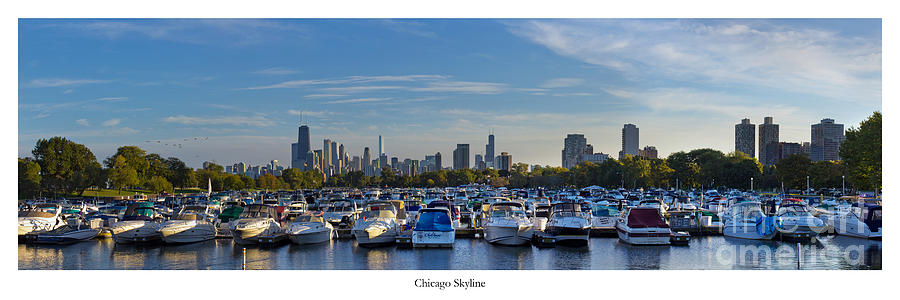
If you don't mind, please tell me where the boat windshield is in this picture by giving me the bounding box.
[779,205,812,217]
[326,206,354,212]
[415,211,452,231]
[361,209,396,219]
[239,208,272,218]
[591,205,619,217]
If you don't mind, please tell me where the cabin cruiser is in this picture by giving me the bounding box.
[532,203,551,232]
[18,203,67,240]
[286,211,334,244]
[158,205,218,243]
[229,204,286,245]
[403,198,424,228]
[110,202,165,243]
[819,203,881,239]
[545,202,591,246]
[616,207,671,245]
[412,208,455,247]
[24,223,100,244]
[483,201,533,246]
[427,200,460,228]
[773,199,827,242]
[323,200,358,229]
[216,200,245,238]
[351,201,401,246]
[722,202,775,240]
[589,202,619,236]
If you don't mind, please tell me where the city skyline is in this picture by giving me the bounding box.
[18,19,882,168]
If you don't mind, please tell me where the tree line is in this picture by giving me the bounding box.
[18,112,881,198]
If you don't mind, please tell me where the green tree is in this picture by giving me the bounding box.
[775,154,811,190]
[108,155,139,191]
[223,174,246,190]
[257,173,282,190]
[146,175,173,194]
[165,157,193,189]
[281,168,304,189]
[32,137,101,195]
[203,162,224,173]
[19,158,42,199]
[104,146,149,182]
[839,111,881,191]
[667,151,700,189]
[809,160,846,189]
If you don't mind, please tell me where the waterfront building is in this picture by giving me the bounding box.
[758,117,780,166]
[435,152,442,171]
[779,142,802,161]
[485,133,495,169]
[562,134,588,169]
[330,141,339,172]
[498,152,512,172]
[619,124,639,160]
[581,153,610,164]
[323,139,332,171]
[801,142,811,154]
[291,123,311,170]
[453,144,470,170]
[363,147,371,172]
[639,146,658,159]
[735,118,755,158]
[475,154,484,170]
[811,118,845,161]
[314,149,324,171]
[379,153,388,169]
[391,157,399,171]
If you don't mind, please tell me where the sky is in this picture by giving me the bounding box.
[18,19,882,169]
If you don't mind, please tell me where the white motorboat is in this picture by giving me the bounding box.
[722,202,776,240]
[158,205,217,244]
[773,199,827,241]
[286,211,334,244]
[590,202,620,236]
[545,202,591,246]
[412,208,455,247]
[483,201,533,246]
[352,201,400,246]
[24,224,100,244]
[230,204,287,245]
[322,199,358,229]
[532,204,551,232]
[819,203,881,239]
[18,203,67,240]
[616,207,671,245]
[110,202,164,244]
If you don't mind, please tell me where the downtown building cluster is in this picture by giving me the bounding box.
[734,117,846,165]
[560,123,658,170]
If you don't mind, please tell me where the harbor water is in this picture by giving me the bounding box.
[18,235,880,270]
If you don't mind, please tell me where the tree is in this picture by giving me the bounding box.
[146,176,173,194]
[840,111,881,191]
[108,155,139,191]
[203,162,224,173]
[104,146,149,182]
[667,151,700,189]
[19,158,42,199]
[32,137,101,195]
[281,168,304,189]
[223,174,246,190]
[165,157,193,189]
[257,173,282,190]
[809,160,846,189]
[145,153,171,181]
[775,154,811,190]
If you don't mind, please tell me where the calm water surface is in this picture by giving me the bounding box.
[18,235,880,270]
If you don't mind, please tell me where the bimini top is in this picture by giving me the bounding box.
[414,208,453,232]
[626,208,669,228]
[240,204,279,219]
[122,202,158,221]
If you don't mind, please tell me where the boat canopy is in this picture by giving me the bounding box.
[627,208,669,228]
[122,202,158,221]
[240,204,279,219]
[414,209,453,232]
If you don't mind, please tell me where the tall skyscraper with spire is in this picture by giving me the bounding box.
[291,110,311,170]
[485,132,495,169]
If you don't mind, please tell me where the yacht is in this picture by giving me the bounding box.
[616,207,672,245]
[819,203,881,239]
[286,211,334,244]
[722,202,776,240]
[110,202,165,243]
[24,224,100,244]
[351,201,401,246]
[483,201,533,246]
[545,202,591,246]
[216,200,245,238]
[589,202,620,236]
[322,199,358,229]
[18,203,67,240]
[412,208,455,247]
[532,203,551,232]
[158,205,218,244]
[229,204,286,245]
[773,199,827,242]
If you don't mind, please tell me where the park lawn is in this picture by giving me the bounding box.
[69,187,208,198]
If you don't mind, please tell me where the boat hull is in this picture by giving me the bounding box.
[723,224,776,240]
[25,228,100,245]
[547,226,589,246]
[159,223,217,244]
[616,225,671,245]
[353,229,397,246]
[289,229,332,245]
[412,230,455,247]
[484,224,533,246]
[111,221,163,244]
[231,227,268,245]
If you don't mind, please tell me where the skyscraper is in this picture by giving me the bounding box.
[779,142,802,161]
[498,152,512,172]
[562,134,587,169]
[331,141,338,172]
[453,144,470,170]
[485,133,495,169]
[291,117,311,170]
[758,117,780,166]
[639,146,658,159]
[434,152,442,171]
[811,118,845,161]
[735,118,755,158]
[323,139,332,171]
[474,154,484,170]
[362,147,371,173]
[619,124,639,160]
[377,135,383,168]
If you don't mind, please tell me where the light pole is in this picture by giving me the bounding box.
[842,175,845,195]
[751,177,754,192]
[806,175,810,194]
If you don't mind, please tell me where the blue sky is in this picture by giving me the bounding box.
[18,19,882,168]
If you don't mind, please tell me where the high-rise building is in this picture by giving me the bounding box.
[474,154,484,170]
[453,144,470,170]
[330,141,338,171]
[801,142,811,154]
[485,133,495,169]
[581,153,610,164]
[323,139,332,171]
[619,124,639,160]
[735,118,755,158]
[561,134,587,169]
[498,152,512,172]
[811,118,845,161]
[639,146,658,159]
[362,147,371,172]
[291,121,311,170]
[391,157,399,170]
[434,152,442,171]
[270,160,278,171]
[379,153,388,169]
[779,142,802,161]
[758,117,780,166]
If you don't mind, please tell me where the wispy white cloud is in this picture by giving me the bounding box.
[287,110,335,117]
[102,118,121,127]
[507,19,881,103]
[303,94,346,98]
[239,74,446,90]
[162,114,276,127]
[26,78,112,88]
[540,78,585,88]
[97,97,129,102]
[409,81,507,94]
[253,67,300,75]
[380,20,437,38]
[75,119,90,126]
[318,86,405,93]
[323,97,393,104]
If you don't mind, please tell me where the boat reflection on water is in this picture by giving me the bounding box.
[484,242,535,270]
[548,246,591,270]
[614,242,670,270]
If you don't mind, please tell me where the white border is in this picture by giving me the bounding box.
[5,1,892,299]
